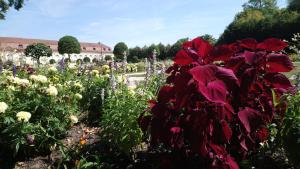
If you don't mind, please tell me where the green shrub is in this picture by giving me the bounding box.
[83,57,90,63]
[76,59,83,65]
[136,62,145,72]
[100,74,164,155]
[49,59,56,64]
[0,71,82,157]
[92,58,99,64]
[104,55,112,61]
[282,94,300,168]
[80,75,109,124]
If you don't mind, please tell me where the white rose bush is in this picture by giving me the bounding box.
[0,64,110,158]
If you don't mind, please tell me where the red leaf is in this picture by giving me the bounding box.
[257,38,288,51]
[170,127,181,134]
[174,50,193,66]
[158,86,174,103]
[266,54,294,72]
[238,38,258,50]
[206,80,227,103]
[209,44,235,62]
[221,120,232,142]
[238,108,260,133]
[226,155,240,169]
[216,67,240,88]
[192,38,213,58]
[256,127,269,142]
[264,73,293,91]
[189,65,217,84]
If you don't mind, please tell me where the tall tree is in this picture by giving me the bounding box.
[288,0,300,11]
[167,38,189,58]
[0,0,25,19]
[242,0,277,10]
[24,43,52,66]
[199,34,217,45]
[58,36,81,60]
[113,42,128,62]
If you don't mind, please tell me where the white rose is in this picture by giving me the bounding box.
[46,85,58,96]
[69,115,78,124]
[75,93,82,100]
[16,111,31,122]
[0,102,8,113]
[36,75,48,83]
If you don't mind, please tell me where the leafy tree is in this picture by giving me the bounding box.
[288,0,300,11]
[218,5,300,45]
[24,43,52,66]
[58,36,81,59]
[199,34,217,45]
[83,57,90,63]
[242,0,278,10]
[147,44,160,59]
[113,42,128,62]
[104,55,112,61]
[0,0,25,19]
[167,38,189,58]
[128,47,142,63]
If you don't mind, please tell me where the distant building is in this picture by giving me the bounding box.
[0,37,114,65]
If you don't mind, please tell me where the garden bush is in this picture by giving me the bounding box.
[0,69,82,158]
[83,57,91,63]
[80,74,109,124]
[100,74,165,155]
[49,59,56,64]
[139,37,294,169]
[281,93,300,168]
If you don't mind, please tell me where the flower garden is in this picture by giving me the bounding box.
[0,36,300,169]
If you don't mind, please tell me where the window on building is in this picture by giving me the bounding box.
[93,48,96,51]
[83,47,86,50]
[18,44,23,48]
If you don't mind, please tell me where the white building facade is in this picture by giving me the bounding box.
[0,37,114,65]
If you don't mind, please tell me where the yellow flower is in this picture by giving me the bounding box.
[0,102,8,113]
[46,85,58,96]
[91,70,99,76]
[102,65,110,70]
[75,93,83,100]
[70,115,79,124]
[16,111,31,122]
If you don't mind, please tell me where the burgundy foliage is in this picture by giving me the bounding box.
[138,37,295,169]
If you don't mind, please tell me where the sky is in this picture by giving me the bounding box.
[0,0,287,48]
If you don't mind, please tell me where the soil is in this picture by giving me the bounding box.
[10,124,101,169]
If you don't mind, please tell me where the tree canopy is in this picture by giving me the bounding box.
[218,0,300,45]
[58,36,81,57]
[288,0,300,11]
[0,0,25,19]
[24,43,52,65]
[242,0,277,10]
[113,42,128,62]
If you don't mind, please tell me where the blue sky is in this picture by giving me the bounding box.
[0,0,287,47]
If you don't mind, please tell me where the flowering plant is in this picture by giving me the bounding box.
[138,37,294,168]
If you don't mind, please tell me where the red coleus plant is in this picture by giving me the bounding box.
[138,37,295,169]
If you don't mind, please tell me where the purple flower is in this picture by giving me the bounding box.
[13,65,17,77]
